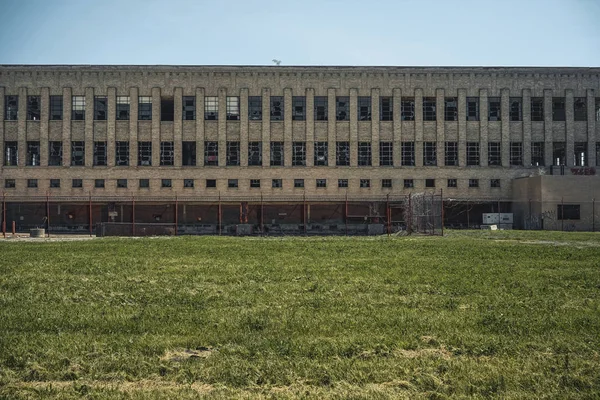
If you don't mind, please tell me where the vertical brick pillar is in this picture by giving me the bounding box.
[195,88,205,167]
[128,87,139,167]
[393,88,402,167]
[84,87,95,167]
[501,88,510,167]
[457,89,467,167]
[39,87,50,167]
[151,87,161,168]
[261,88,271,167]
[522,89,532,167]
[0,87,4,167]
[565,89,574,167]
[479,89,488,167]
[349,88,358,167]
[327,88,336,167]
[17,87,27,167]
[414,88,423,167]
[371,88,380,166]
[240,88,249,167]
[586,89,596,167]
[173,87,183,168]
[217,87,227,167]
[305,88,314,167]
[436,88,445,168]
[283,88,293,167]
[62,87,72,167]
[543,89,553,167]
[106,87,116,167]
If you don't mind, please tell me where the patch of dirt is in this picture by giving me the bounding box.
[396,347,452,359]
[160,347,216,362]
[6,380,214,393]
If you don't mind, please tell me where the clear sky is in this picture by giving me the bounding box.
[0,0,599,66]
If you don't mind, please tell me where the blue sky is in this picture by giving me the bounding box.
[1,0,599,66]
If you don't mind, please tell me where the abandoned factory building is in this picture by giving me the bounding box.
[1,65,599,234]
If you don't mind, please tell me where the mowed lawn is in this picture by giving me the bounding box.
[1,231,599,399]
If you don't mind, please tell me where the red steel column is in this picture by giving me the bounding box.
[2,193,6,238]
[46,192,50,238]
[132,196,136,236]
[175,196,178,236]
[89,193,93,237]
[218,192,222,236]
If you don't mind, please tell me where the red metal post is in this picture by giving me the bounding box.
[2,193,6,238]
[89,193,92,237]
[303,192,307,235]
[175,196,178,236]
[440,189,444,236]
[218,192,222,236]
[260,193,264,235]
[12,220,16,235]
[46,192,50,238]
[132,196,136,236]
[386,193,391,236]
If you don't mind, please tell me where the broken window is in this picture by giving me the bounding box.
[557,204,580,220]
[204,141,218,166]
[50,95,63,120]
[336,96,349,121]
[292,96,306,121]
[531,97,544,121]
[4,95,18,120]
[4,141,17,166]
[116,96,130,120]
[183,96,196,120]
[227,96,240,120]
[401,98,415,121]
[316,179,327,188]
[401,141,415,166]
[466,142,480,166]
[117,179,127,189]
[358,142,372,166]
[206,179,217,188]
[444,97,458,121]
[115,141,129,166]
[531,142,545,166]
[272,179,282,188]
[50,179,60,188]
[250,179,261,188]
[294,179,304,188]
[488,97,501,121]
[94,96,107,120]
[161,179,172,188]
[404,179,414,188]
[423,142,437,166]
[553,142,566,165]
[93,141,107,166]
[226,141,240,166]
[358,96,371,121]
[72,178,83,188]
[248,96,262,120]
[445,141,458,166]
[72,96,85,120]
[95,179,105,188]
[509,97,522,121]
[138,141,152,166]
[248,141,262,166]
[574,142,587,166]
[314,142,328,166]
[510,142,523,166]
[336,141,350,166]
[205,96,218,120]
[596,98,600,121]
[488,142,501,166]
[26,141,40,166]
[270,141,284,166]
[184,179,194,188]
[27,96,40,120]
[228,179,238,188]
[28,179,38,188]
[382,179,392,188]
[48,141,63,166]
[314,96,328,121]
[552,97,566,121]
[491,179,501,188]
[469,179,479,188]
[160,141,174,166]
[71,141,85,166]
[270,96,283,121]
[5,179,16,188]
[360,179,371,188]
[292,141,306,166]
[338,179,348,188]
[380,97,393,121]
[161,97,174,121]
[380,141,393,166]
[138,96,152,120]
[423,97,436,121]
[467,97,479,121]
[447,179,457,188]
[182,141,196,166]
[574,98,587,121]
[425,179,435,188]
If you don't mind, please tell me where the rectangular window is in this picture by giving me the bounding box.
[184,179,194,188]
[250,179,261,188]
[161,179,172,188]
[48,141,62,166]
[531,97,544,121]
[490,179,501,188]
[71,141,85,166]
[138,96,152,120]
[423,97,436,121]
[552,97,566,121]
[294,179,304,188]
[272,178,282,188]
[270,141,284,166]
[160,141,174,166]
[117,179,127,188]
[509,97,522,121]
[27,179,38,188]
[160,97,174,121]
[139,179,150,188]
[228,179,238,188]
[138,141,152,166]
[206,179,217,188]
[116,96,130,120]
[72,96,85,120]
[553,142,566,165]
[338,179,348,188]
[401,98,415,121]
[488,142,501,166]
[510,142,523,166]
[336,141,350,166]
[50,179,60,188]
[95,179,105,189]
[447,179,457,188]
[423,142,437,166]
[574,142,587,166]
[248,141,262,166]
[444,97,458,121]
[466,97,479,121]
[380,96,393,121]
[292,96,306,121]
[314,141,328,166]
[204,141,218,166]
[469,179,479,188]
[292,142,306,166]
[205,96,218,120]
[316,179,327,188]
[4,142,18,166]
[26,141,40,166]
[488,97,501,121]
[336,96,349,121]
[445,141,458,166]
[360,179,371,188]
[94,96,107,120]
[358,96,371,121]
[401,141,415,166]
[50,95,63,120]
[72,178,83,188]
[182,96,196,120]
[382,179,392,188]
[380,141,393,166]
[4,179,16,189]
[226,96,240,120]
[574,98,587,121]
[115,141,129,166]
[248,96,262,120]
[467,142,480,166]
[531,142,545,166]
[557,204,580,220]
[226,141,240,166]
[358,142,372,166]
[4,95,18,120]
[270,96,283,121]
[404,179,414,188]
[314,96,328,121]
[27,96,40,120]
[93,141,107,166]
[596,98,600,121]
[425,179,435,188]
[182,141,196,166]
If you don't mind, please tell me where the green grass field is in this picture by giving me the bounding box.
[1,231,599,399]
